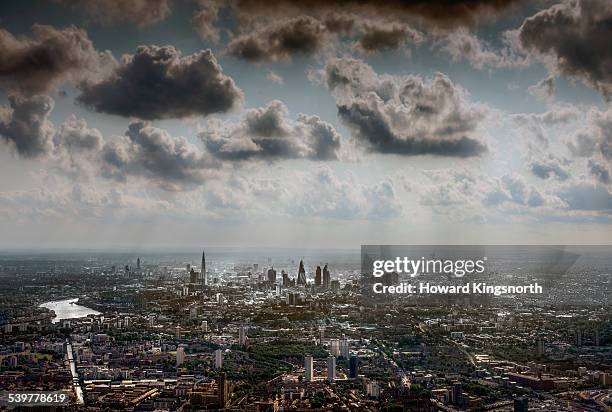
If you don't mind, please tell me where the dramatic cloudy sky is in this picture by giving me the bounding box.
[0,0,611,249]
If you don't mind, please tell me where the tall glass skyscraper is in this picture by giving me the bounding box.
[297,259,307,286]
[200,250,207,286]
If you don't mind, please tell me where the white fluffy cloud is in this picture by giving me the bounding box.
[288,167,402,220]
[101,122,217,190]
[0,95,55,158]
[203,166,403,220]
[200,100,342,161]
[440,28,526,70]
[567,107,612,184]
[528,76,556,102]
[317,57,487,157]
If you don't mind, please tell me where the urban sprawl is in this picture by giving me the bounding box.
[0,250,610,411]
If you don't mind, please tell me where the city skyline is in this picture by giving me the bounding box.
[0,0,611,249]
[0,245,609,409]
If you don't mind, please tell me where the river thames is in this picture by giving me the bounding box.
[39,298,100,323]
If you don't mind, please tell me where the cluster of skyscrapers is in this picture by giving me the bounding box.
[267,260,332,289]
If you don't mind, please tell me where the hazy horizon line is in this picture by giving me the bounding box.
[1,244,612,255]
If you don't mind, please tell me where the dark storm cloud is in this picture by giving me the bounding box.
[0,94,104,171]
[101,122,215,190]
[225,14,424,61]
[323,13,356,34]
[319,57,486,157]
[515,0,612,100]
[78,46,243,120]
[200,100,341,161]
[59,0,172,27]
[0,25,103,96]
[225,16,326,62]
[199,0,519,61]
[355,21,422,53]
[0,95,55,158]
[226,0,519,28]
[337,104,485,157]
